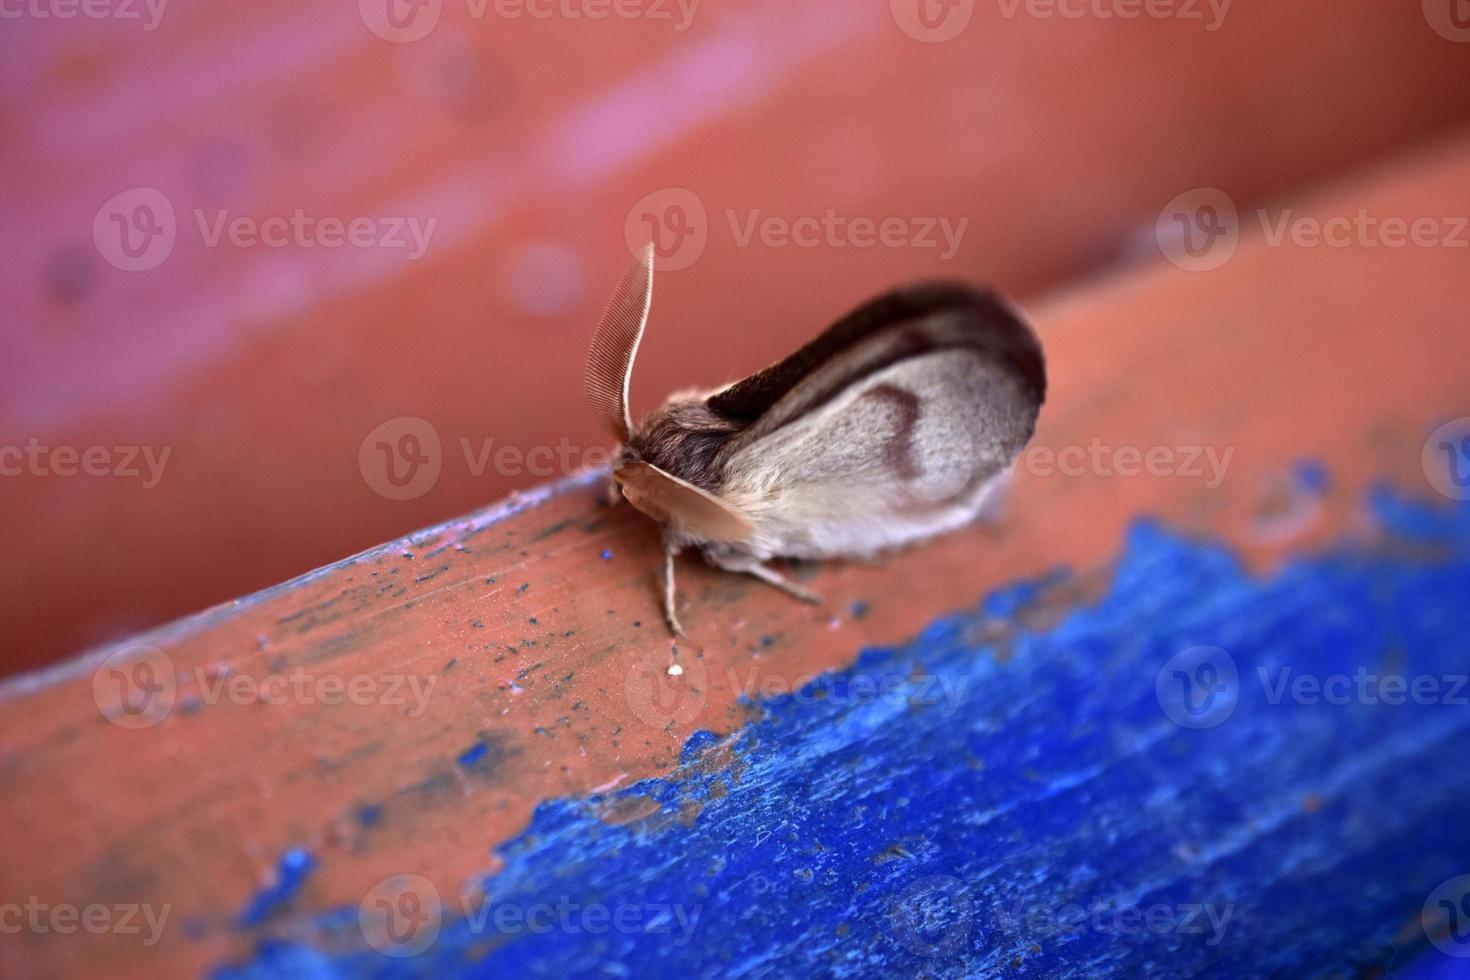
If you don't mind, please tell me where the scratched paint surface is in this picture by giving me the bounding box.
[216,487,1470,978]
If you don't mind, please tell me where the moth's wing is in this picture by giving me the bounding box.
[707,284,1045,433]
[618,462,755,544]
[710,287,1044,558]
[585,243,655,442]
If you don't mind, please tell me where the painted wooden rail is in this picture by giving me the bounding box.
[3,136,1470,978]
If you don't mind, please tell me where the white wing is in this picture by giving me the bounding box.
[716,347,1037,560]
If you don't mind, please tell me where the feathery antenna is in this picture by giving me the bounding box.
[584,243,655,442]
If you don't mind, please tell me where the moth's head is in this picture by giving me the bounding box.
[583,249,754,544]
[620,400,738,490]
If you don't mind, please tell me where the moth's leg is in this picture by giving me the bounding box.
[711,553,822,605]
[662,540,686,636]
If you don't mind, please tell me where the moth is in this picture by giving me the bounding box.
[585,244,1046,634]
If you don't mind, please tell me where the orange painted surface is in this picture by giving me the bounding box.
[4,1,1470,673]
[2,134,1468,978]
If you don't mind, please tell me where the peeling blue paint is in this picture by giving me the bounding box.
[238,848,316,927]
[218,490,1470,978]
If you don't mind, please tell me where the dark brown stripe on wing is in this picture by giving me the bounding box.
[706,284,1046,425]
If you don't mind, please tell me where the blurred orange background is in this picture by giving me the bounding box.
[4,0,1470,676]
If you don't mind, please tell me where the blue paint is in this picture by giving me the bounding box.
[1294,458,1330,494]
[355,805,383,828]
[601,549,613,561]
[218,490,1470,978]
[457,741,489,768]
[238,848,316,927]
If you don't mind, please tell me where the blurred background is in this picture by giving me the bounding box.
[4,0,1470,677]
